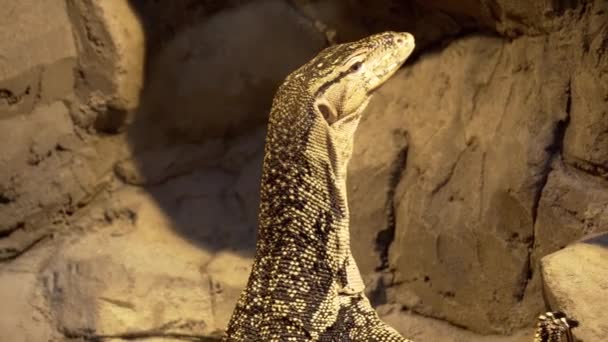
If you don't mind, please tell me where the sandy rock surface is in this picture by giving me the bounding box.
[1,0,607,340]
[0,0,77,118]
[541,233,608,341]
[138,0,325,141]
[347,1,608,333]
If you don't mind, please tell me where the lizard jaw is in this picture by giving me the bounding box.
[368,32,415,93]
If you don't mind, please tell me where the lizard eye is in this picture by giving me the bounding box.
[349,61,363,72]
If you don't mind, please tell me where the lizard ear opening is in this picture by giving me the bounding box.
[315,99,338,125]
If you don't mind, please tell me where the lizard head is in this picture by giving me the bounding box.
[285,32,415,178]
[292,31,415,126]
[268,32,415,179]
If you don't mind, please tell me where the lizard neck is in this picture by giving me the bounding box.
[257,90,365,271]
[256,104,353,273]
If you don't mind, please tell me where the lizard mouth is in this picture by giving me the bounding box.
[367,33,415,93]
[367,59,408,94]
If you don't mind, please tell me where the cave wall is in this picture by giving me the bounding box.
[0,0,606,340]
[347,0,608,335]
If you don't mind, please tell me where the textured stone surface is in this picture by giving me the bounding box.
[43,189,221,337]
[126,0,254,54]
[532,164,608,265]
[541,233,608,342]
[0,245,60,342]
[381,305,535,342]
[0,0,607,340]
[563,7,608,179]
[40,162,257,338]
[292,0,465,51]
[67,0,146,132]
[0,0,77,118]
[0,103,83,235]
[345,1,608,334]
[0,102,127,260]
[415,0,590,36]
[349,33,572,333]
[348,96,408,276]
[137,0,325,141]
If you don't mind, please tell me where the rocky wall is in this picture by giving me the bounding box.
[0,0,606,341]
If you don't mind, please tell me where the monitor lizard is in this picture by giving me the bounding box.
[223,31,577,342]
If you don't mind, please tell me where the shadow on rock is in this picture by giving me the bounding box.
[582,232,608,247]
[121,0,327,255]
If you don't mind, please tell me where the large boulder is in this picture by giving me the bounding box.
[66,0,146,132]
[0,102,126,261]
[347,1,608,334]
[136,0,325,142]
[563,9,608,180]
[532,164,608,266]
[350,32,572,333]
[41,164,257,338]
[415,0,591,36]
[0,0,77,118]
[541,233,608,342]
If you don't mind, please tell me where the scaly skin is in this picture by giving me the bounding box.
[224,31,415,342]
[534,312,578,342]
[223,31,577,342]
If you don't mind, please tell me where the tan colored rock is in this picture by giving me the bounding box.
[416,0,593,36]
[350,33,573,333]
[0,102,127,255]
[380,304,535,342]
[0,0,606,340]
[532,164,608,265]
[541,233,608,342]
[125,0,254,53]
[563,6,608,179]
[114,141,225,186]
[0,274,50,341]
[67,0,145,131]
[347,2,608,334]
[0,0,77,117]
[348,108,408,276]
[294,1,464,51]
[138,0,325,141]
[42,179,253,337]
[205,252,254,329]
[0,245,59,342]
[0,102,76,236]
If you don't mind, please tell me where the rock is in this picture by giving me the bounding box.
[138,0,325,141]
[204,252,253,329]
[563,5,608,180]
[0,244,59,342]
[45,245,215,337]
[348,108,408,276]
[353,2,607,334]
[218,126,266,174]
[352,33,574,333]
[0,102,126,252]
[41,177,254,337]
[415,0,592,37]
[66,0,146,132]
[114,140,225,186]
[125,0,254,54]
[380,305,535,342]
[0,273,54,341]
[0,102,77,236]
[541,233,608,342]
[0,0,607,340]
[287,1,467,52]
[532,163,608,265]
[0,0,77,118]
[232,149,264,227]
